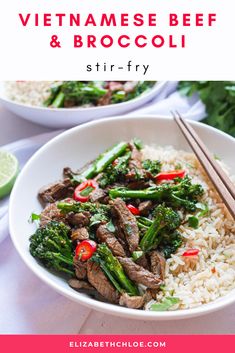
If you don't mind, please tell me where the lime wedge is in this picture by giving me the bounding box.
[0,150,19,199]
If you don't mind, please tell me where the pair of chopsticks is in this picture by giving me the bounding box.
[172,111,235,219]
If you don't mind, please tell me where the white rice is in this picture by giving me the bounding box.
[142,145,235,310]
[4,81,58,106]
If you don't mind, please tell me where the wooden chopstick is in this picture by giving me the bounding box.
[172,111,235,219]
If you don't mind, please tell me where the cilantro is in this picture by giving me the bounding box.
[188,216,199,229]
[178,81,235,137]
[150,297,180,311]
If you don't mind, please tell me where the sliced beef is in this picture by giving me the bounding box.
[135,254,150,270]
[123,81,138,93]
[108,81,124,91]
[96,224,126,257]
[90,188,107,203]
[118,257,162,289]
[127,180,149,190]
[74,256,87,279]
[68,278,95,292]
[149,251,166,281]
[125,143,147,182]
[119,293,144,309]
[67,211,90,227]
[97,91,112,106]
[87,261,119,303]
[128,143,143,171]
[139,201,153,216]
[71,227,89,242]
[39,178,73,204]
[40,203,65,227]
[111,198,139,253]
[63,167,74,178]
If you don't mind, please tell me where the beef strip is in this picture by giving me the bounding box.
[108,82,124,91]
[63,167,74,178]
[138,201,153,216]
[111,198,139,253]
[118,257,162,289]
[97,90,112,106]
[96,224,126,257]
[123,81,138,93]
[67,211,90,227]
[71,227,89,242]
[128,143,143,170]
[89,188,107,203]
[149,251,166,281]
[125,143,147,182]
[127,180,149,190]
[119,293,144,309]
[40,203,66,227]
[39,178,73,204]
[87,261,120,303]
[68,278,95,292]
[135,254,150,270]
[74,256,87,279]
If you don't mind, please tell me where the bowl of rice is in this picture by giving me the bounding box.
[9,116,235,320]
[0,81,167,128]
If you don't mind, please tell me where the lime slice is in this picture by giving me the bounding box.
[0,150,19,199]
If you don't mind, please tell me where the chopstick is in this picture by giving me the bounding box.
[172,111,235,219]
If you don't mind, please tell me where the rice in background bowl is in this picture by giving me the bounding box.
[4,81,56,107]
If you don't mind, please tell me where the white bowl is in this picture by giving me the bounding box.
[9,116,235,320]
[0,82,167,128]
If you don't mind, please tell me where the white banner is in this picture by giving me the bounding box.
[0,0,233,80]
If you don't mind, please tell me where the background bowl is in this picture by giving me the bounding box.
[0,82,167,128]
[9,116,235,320]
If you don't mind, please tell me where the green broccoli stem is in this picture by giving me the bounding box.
[52,91,65,108]
[97,244,139,296]
[140,218,162,252]
[96,258,124,293]
[52,253,74,267]
[136,216,153,227]
[109,187,163,200]
[80,141,128,179]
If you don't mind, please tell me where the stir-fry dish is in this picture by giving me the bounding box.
[29,141,235,310]
[5,81,155,108]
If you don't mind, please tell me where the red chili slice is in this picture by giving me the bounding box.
[156,170,185,181]
[75,240,97,261]
[182,249,199,257]
[73,179,98,202]
[127,204,140,216]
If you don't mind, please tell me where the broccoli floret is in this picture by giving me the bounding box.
[159,230,183,258]
[143,159,161,176]
[140,205,180,252]
[29,221,74,275]
[98,152,131,188]
[109,176,204,212]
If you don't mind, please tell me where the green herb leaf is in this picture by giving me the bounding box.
[106,220,116,233]
[132,138,143,150]
[188,216,199,229]
[132,251,144,261]
[80,186,94,197]
[29,213,41,223]
[196,202,209,217]
[150,297,180,311]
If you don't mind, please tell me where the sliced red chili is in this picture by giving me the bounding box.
[73,179,98,202]
[156,170,185,181]
[127,204,140,216]
[75,240,97,261]
[112,159,118,166]
[182,249,199,257]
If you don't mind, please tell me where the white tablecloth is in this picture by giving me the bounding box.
[1,85,235,334]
